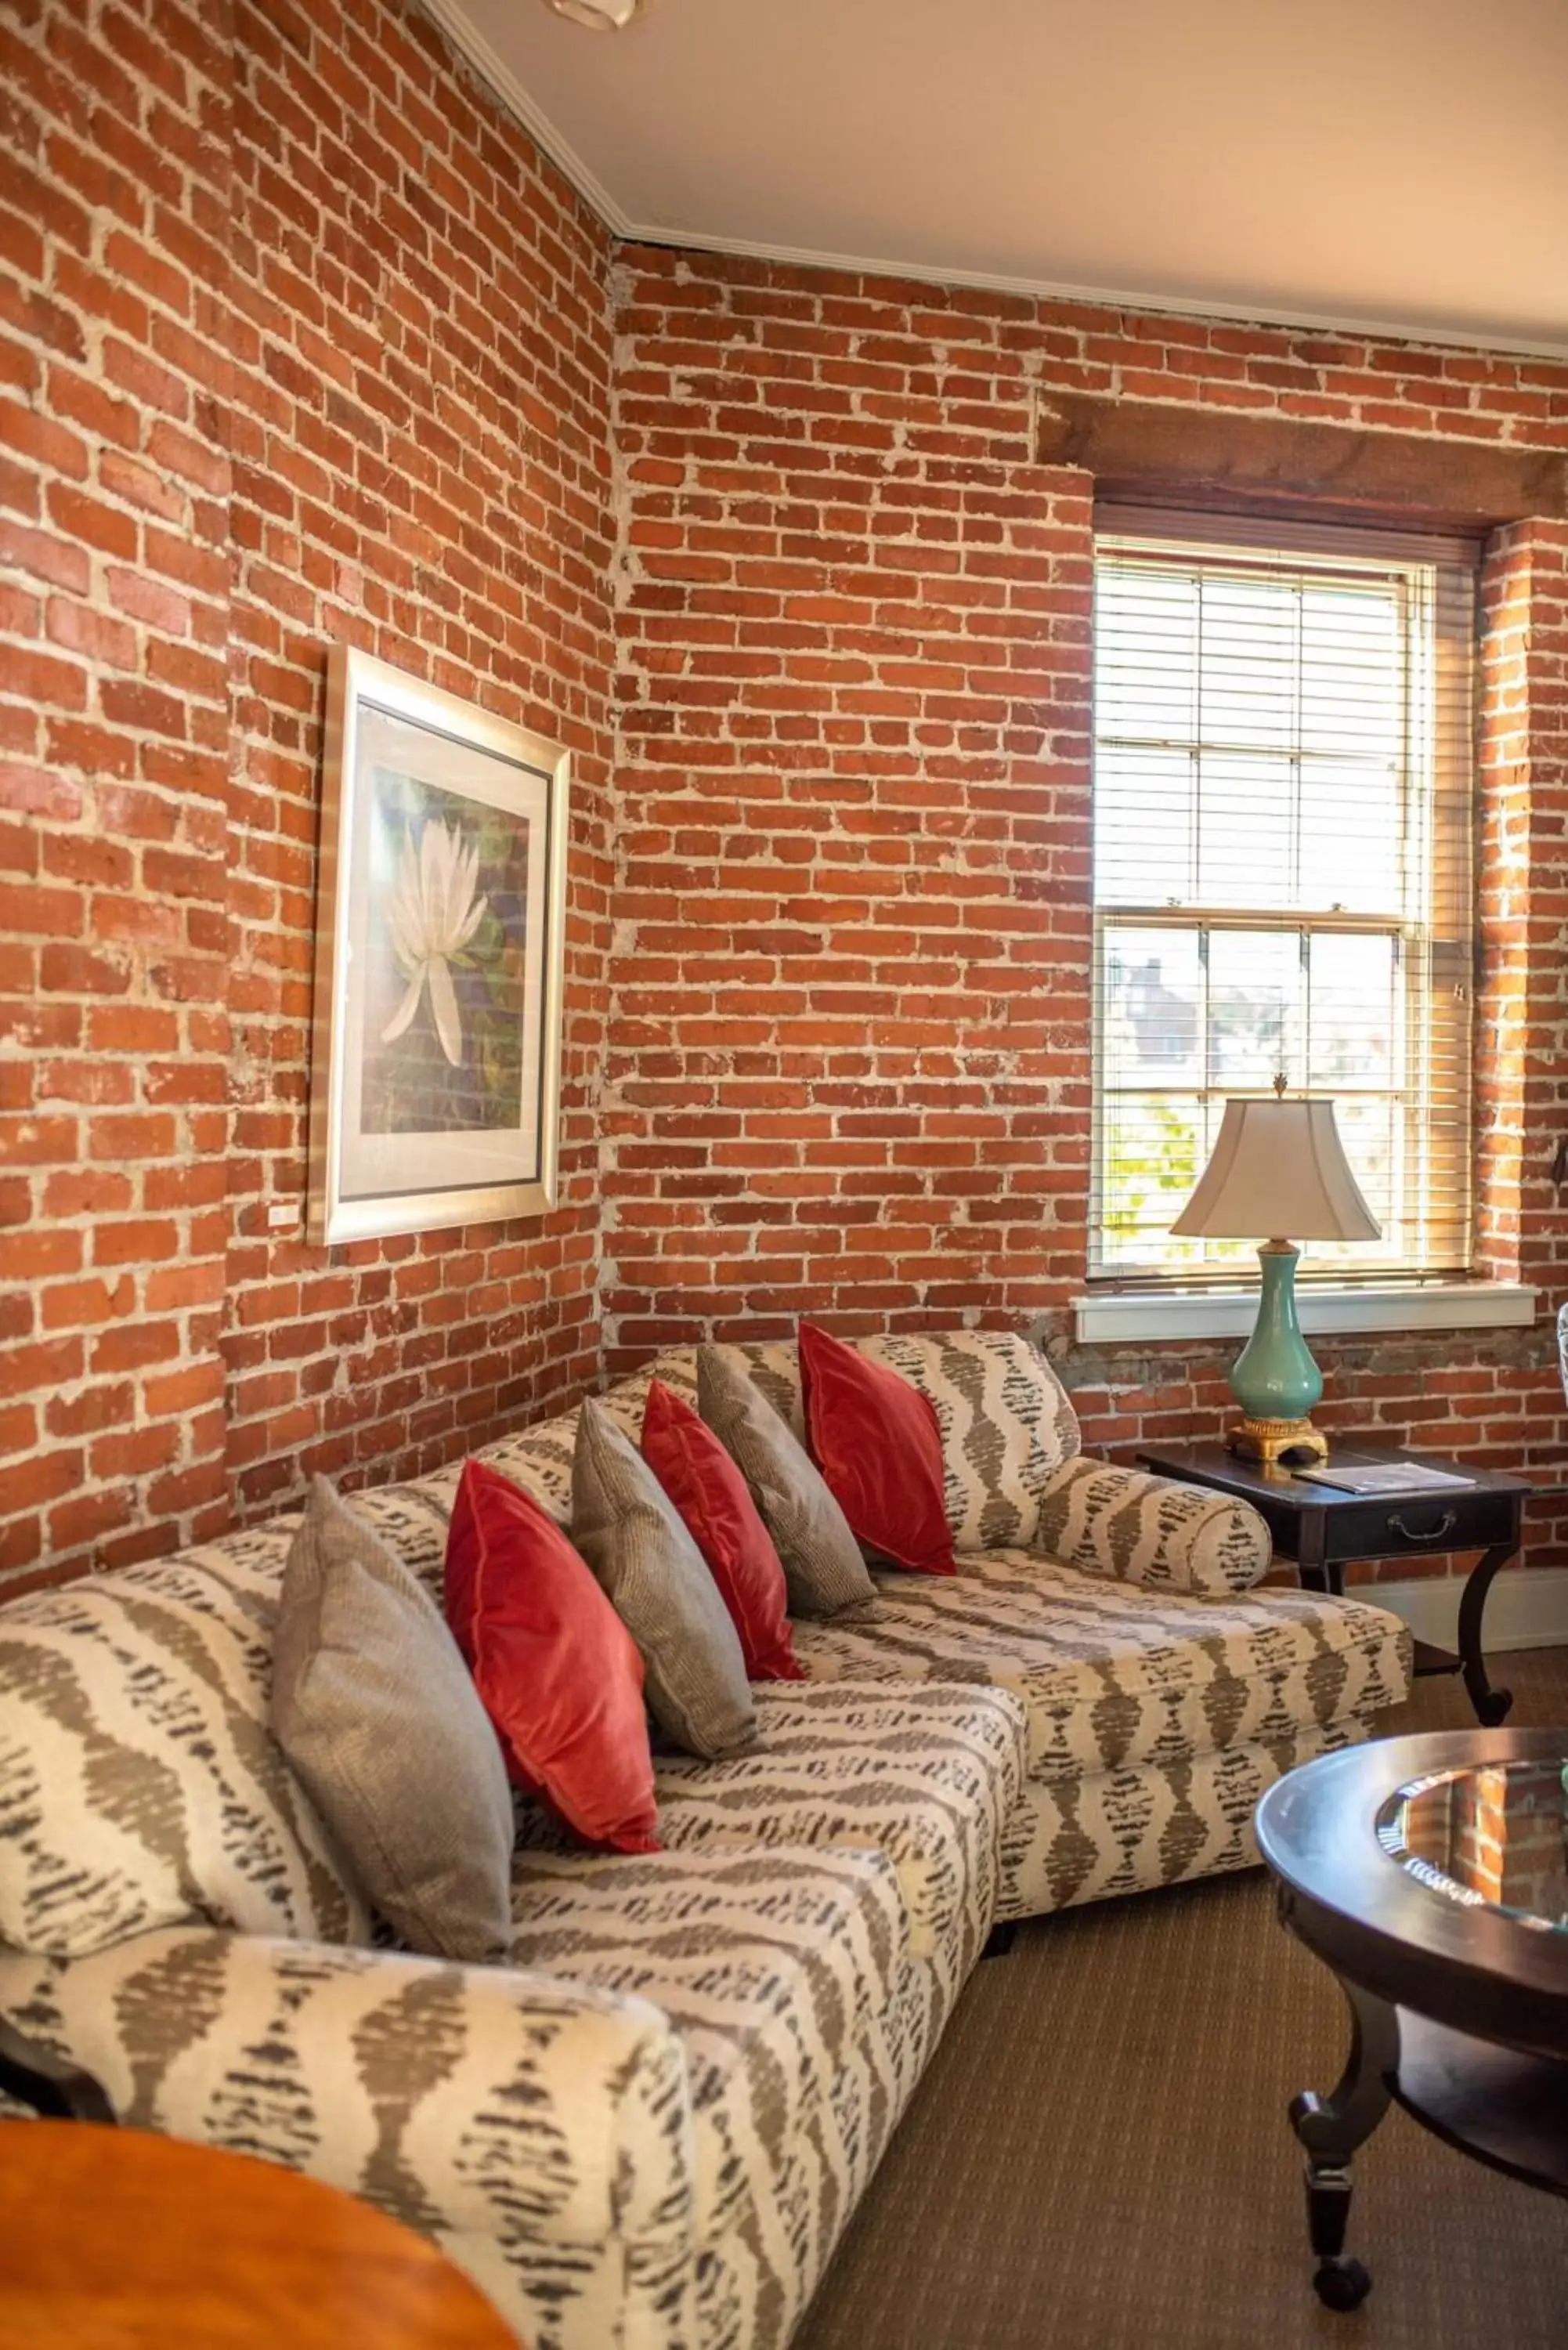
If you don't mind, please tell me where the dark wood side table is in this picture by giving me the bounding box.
[0,2120,522,2348]
[1135,1441,1530,1726]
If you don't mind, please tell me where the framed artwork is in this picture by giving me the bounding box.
[306,646,569,1246]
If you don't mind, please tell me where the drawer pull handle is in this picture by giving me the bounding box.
[1387,1509,1459,1544]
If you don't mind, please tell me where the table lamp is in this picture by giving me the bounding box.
[1169,1080,1380,1466]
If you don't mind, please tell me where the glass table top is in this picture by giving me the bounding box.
[1378,1760,1568,1933]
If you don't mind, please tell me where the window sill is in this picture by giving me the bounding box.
[1074,1283,1538,1346]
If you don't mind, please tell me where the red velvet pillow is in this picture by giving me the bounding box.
[798,1323,956,1575]
[640,1379,804,1682]
[443,1458,660,1854]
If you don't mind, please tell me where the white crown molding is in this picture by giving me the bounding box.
[419,0,636,235]
[422,2,1568,362]
[618,225,1568,363]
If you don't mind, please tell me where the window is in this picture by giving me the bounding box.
[1091,509,1476,1286]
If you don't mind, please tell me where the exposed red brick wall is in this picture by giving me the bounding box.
[5,34,1568,1602]
[0,0,237,1589]
[222,0,616,1522]
[609,265,1094,1350]
[0,0,616,1596]
[609,250,1568,1580]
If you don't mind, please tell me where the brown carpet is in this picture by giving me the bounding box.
[796,1650,1568,2350]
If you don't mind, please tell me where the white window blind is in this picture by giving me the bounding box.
[1091,508,1476,1285]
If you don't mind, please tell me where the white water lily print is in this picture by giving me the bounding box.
[360,765,529,1140]
[380,819,489,1066]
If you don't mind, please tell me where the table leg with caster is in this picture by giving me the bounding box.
[1288,1977,1398,2312]
[1458,1544,1515,1726]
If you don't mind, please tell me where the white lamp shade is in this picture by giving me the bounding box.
[1169,1097,1381,1243]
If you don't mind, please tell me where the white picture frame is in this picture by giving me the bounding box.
[306,646,569,1247]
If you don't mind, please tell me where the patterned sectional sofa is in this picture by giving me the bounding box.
[0,1332,1411,2350]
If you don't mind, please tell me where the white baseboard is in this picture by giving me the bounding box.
[1367,1565,1568,1654]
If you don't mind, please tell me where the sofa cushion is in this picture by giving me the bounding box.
[697,1348,876,1619]
[511,1678,1026,1987]
[572,1400,758,1760]
[270,1477,515,1964]
[508,1842,912,2253]
[789,1554,1411,1786]
[0,1528,366,1959]
[600,1683,1023,2005]
[337,1477,457,1596]
[444,1459,661,1854]
[648,1683,1025,1999]
[799,1322,956,1575]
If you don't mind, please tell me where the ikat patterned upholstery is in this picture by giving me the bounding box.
[0,1536,367,1960]
[995,1718,1365,1922]
[0,1323,1413,2350]
[506,1844,923,2291]
[1031,1455,1270,1595]
[0,1676,1028,2350]
[515,1678,1025,1987]
[858,1329,1082,1549]
[789,1550,1405,1786]
[0,1925,698,2348]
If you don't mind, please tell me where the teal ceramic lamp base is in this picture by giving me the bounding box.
[1226,1240,1330,1466]
[1171,1090,1376,1466]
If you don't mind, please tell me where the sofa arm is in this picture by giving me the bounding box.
[1033,1457,1272,1596]
[0,1929,695,2330]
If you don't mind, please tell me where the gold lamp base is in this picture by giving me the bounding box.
[1226,1415,1330,1467]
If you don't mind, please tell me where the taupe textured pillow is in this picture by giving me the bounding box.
[271,1477,514,1964]
[573,1399,757,1759]
[696,1345,877,1619]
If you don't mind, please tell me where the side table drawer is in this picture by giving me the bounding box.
[1321,1490,1518,1565]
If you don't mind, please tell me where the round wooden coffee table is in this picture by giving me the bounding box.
[0,2121,521,2347]
[1257,1730,1568,2313]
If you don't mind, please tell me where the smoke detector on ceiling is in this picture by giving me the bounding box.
[543,0,643,27]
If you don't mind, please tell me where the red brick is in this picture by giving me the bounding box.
[45,597,137,668]
[0,518,90,592]
[44,482,140,561]
[0,647,87,709]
